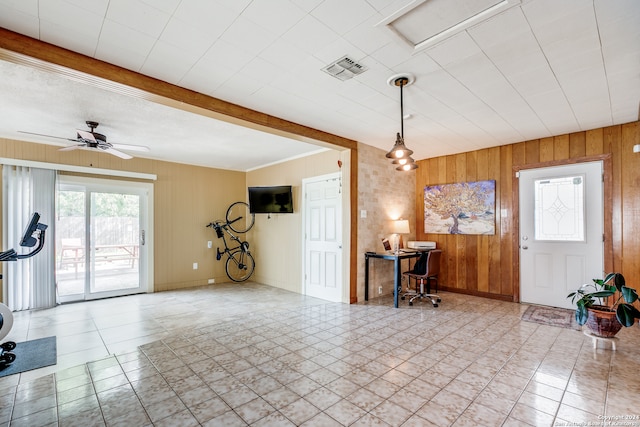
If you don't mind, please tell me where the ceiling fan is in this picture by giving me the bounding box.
[19,121,150,159]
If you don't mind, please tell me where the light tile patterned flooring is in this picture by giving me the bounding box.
[1,282,639,426]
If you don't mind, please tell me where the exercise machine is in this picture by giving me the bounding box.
[0,212,48,369]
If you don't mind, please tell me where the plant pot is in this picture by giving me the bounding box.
[586,306,623,338]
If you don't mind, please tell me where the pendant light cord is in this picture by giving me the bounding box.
[399,80,404,139]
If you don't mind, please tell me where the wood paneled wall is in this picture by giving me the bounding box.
[415,121,640,301]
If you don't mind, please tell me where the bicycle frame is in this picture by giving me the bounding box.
[211,220,249,258]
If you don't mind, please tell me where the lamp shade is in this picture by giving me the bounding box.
[396,161,418,171]
[391,219,410,234]
[385,133,413,159]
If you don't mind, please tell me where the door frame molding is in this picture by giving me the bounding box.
[512,154,612,303]
[57,175,154,301]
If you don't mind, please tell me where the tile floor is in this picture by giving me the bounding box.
[0,282,639,426]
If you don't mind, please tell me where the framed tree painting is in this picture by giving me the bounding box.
[424,180,496,235]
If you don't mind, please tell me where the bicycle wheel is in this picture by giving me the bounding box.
[226,201,255,233]
[225,249,255,282]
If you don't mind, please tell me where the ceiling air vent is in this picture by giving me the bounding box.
[322,56,367,81]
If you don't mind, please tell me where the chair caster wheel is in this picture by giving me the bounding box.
[1,341,16,351]
[436,298,441,303]
[401,296,405,300]
[433,304,438,308]
[408,302,413,306]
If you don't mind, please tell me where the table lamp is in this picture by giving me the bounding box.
[391,219,410,253]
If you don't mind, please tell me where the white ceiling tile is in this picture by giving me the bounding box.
[425,32,482,67]
[139,0,180,14]
[105,0,171,38]
[524,1,598,48]
[63,0,110,16]
[0,4,39,38]
[39,21,99,57]
[173,0,236,39]
[343,13,390,56]
[395,53,441,81]
[220,16,279,57]
[179,59,235,97]
[202,39,257,74]
[468,6,530,47]
[239,56,286,86]
[213,0,252,15]
[522,0,592,28]
[214,73,265,105]
[258,40,309,70]
[96,20,157,71]
[159,17,216,57]
[281,15,340,54]
[39,0,104,41]
[95,46,147,74]
[312,38,366,66]
[140,40,203,84]
[243,0,306,35]
[311,0,377,35]
[0,0,38,14]
[369,41,414,69]
[290,0,323,13]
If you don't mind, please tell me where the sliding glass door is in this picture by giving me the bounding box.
[56,176,152,302]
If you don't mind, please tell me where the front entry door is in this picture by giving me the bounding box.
[303,173,342,302]
[519,161,603,309]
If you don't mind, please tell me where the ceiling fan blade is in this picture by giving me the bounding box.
[111,143,150,152]
[76,129,96,142]
[104,147,133,159]
[18,131,78,142]
[59,145,83,152]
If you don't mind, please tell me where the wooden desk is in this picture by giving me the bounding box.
[364,251,423,308]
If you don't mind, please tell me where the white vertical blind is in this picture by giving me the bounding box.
[2,166,56,310]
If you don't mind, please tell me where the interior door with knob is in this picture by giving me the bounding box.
[303,173,342,303]
[519,162,603,309]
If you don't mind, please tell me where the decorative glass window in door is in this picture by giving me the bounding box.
[534,175,585,241]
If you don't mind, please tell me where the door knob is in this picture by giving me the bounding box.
[522,245,528,250]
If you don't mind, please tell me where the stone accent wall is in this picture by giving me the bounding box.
[357,142,416,301]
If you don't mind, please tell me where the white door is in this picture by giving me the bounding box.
[56,176,152,302]
[519,161,603,309]
[303,173,342,302]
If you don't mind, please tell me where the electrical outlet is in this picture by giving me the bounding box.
[378,286,383,295]
[208,278,215,284]
[193,262,198,270]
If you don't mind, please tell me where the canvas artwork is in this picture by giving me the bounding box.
[424,180,496,235]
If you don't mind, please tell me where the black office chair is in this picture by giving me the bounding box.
[401,249,442,307]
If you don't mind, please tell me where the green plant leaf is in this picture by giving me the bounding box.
[616,304,640,327]
[621,286,638,304]
[612,273,625,292]
[604,284,617,292]
[589,290,615,298]
[576,306,588,325]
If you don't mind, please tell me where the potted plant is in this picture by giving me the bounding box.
[567,272,640,337]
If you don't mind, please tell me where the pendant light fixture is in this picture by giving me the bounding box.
[385,74,418,171]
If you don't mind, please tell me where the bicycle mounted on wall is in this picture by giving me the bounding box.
[0,212,48,369]
[206,202,255,282]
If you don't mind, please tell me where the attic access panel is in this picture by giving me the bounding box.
[377,0,521,53]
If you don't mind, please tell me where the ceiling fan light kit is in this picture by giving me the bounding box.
[386,74,418,171]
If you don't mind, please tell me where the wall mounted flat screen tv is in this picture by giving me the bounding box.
[248,186,293,214]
